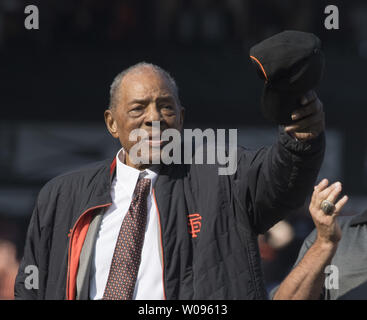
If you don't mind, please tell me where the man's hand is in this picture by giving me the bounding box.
[273,178,348,300]
[285,90,325,141]
[309,179,349,246]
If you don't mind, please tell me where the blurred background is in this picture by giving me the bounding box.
[1,0,367,299]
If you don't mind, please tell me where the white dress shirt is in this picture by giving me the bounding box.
[89,149,164,300]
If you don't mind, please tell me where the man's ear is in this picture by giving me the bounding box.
[104,109,119,138]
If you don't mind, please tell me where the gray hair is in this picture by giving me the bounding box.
[109,62,181,110]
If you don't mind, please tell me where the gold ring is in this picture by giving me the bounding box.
[320,199,335,215]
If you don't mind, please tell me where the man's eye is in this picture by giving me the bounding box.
[162,105,173,110]
[130,106,144,114]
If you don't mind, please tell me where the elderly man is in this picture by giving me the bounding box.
[15,62,325,300]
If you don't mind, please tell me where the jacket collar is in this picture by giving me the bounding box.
[77,158,116,215]
[350,209,367,226]
[83,155,169,214]
[110,157,117,181]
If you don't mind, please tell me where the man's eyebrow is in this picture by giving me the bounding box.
[128,95,175,105]
[128,98,149,105]
[156,95,175,103]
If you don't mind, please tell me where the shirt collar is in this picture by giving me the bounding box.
[115,148,158,195]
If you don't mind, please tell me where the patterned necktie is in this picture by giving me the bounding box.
[103,177,151,300]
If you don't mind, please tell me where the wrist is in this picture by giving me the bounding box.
[314,236,339,252]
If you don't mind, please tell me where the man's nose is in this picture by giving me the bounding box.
[144,104,162,125]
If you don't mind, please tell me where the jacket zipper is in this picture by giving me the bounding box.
[66,203,112,300]
[152,187,167,300]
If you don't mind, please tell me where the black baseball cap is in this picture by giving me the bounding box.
[249,30,325,125]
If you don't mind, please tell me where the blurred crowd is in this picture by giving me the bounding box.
[0,0,366,54]
[0,216,22,299]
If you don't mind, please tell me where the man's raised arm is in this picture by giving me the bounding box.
[273,179,348,300]
[235,90,326,234]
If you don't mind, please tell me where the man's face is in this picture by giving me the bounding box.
[105,67,184,169]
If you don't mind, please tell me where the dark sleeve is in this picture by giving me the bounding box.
[234,127,325,234]
[14,183,52,300]
[14,197,42,299]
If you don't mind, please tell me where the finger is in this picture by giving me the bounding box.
[317,181,341,202]
[291,114,325,140]
[314,184,338,217]
[291,99,323,120]
[300,90,317,106]
[289,120,325,140]
[296,121,325,139]
[309,116,325,134]
[311,179,329,207]
[334,195,349,214]
[291,98,323,121]
[286,113,323,132]
[315,178,329,191]
[293,131,318,141]
[326,182,342,204]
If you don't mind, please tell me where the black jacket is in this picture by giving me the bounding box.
[14,129,325,299]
